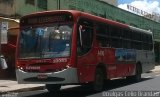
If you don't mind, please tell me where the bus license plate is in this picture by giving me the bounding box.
[37,74,48,79]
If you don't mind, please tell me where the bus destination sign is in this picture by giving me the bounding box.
[21,14,73,25]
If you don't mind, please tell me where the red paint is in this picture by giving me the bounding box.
[16,10,136,84]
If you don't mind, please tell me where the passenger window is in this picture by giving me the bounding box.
[96,23,110,47]
[77,19,93,56]
[110,26,122,48]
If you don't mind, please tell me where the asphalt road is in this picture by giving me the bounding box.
[2,72,160,97]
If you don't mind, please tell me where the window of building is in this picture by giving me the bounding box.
[25,0,35,5]
[37,0,47,10]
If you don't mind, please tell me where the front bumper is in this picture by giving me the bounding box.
[16,67,78,84]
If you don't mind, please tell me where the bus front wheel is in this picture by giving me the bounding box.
[93,68,105,91]
[45,84,61,92]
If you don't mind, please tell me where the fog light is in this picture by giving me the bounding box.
[66,64,71,68]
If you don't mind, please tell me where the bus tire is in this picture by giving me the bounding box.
[45,84,61,92]
[127,63,142,82]
[134,63,142,82]
[93,68,105,91]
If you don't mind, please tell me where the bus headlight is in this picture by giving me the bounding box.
[17,66,24,70]
[20,67,24,70]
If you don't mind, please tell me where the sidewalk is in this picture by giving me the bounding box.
[0,79,44,94]
[0,65,160,95]
[151,65,160,73]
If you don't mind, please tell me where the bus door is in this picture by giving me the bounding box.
[76,18,96,83]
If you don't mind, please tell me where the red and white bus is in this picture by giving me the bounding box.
[16,10,155,91]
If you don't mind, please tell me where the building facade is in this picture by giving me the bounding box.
[0,0,16,17]
[0,0,117,17]
[100,0,117,6]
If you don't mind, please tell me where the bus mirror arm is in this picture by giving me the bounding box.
[79,26,83,47]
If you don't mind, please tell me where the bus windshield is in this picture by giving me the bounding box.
[19,23,73,59]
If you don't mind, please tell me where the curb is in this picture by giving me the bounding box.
[0,86,45,95]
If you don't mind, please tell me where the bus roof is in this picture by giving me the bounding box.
[21,10,151,34]
[129,26,152,35]
[21,10,128,28]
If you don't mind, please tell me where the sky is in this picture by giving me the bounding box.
[118,0,160,14]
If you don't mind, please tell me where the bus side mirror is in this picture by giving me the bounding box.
[0,55,8,69]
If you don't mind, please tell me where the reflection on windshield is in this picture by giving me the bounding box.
[19,23,73,59]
